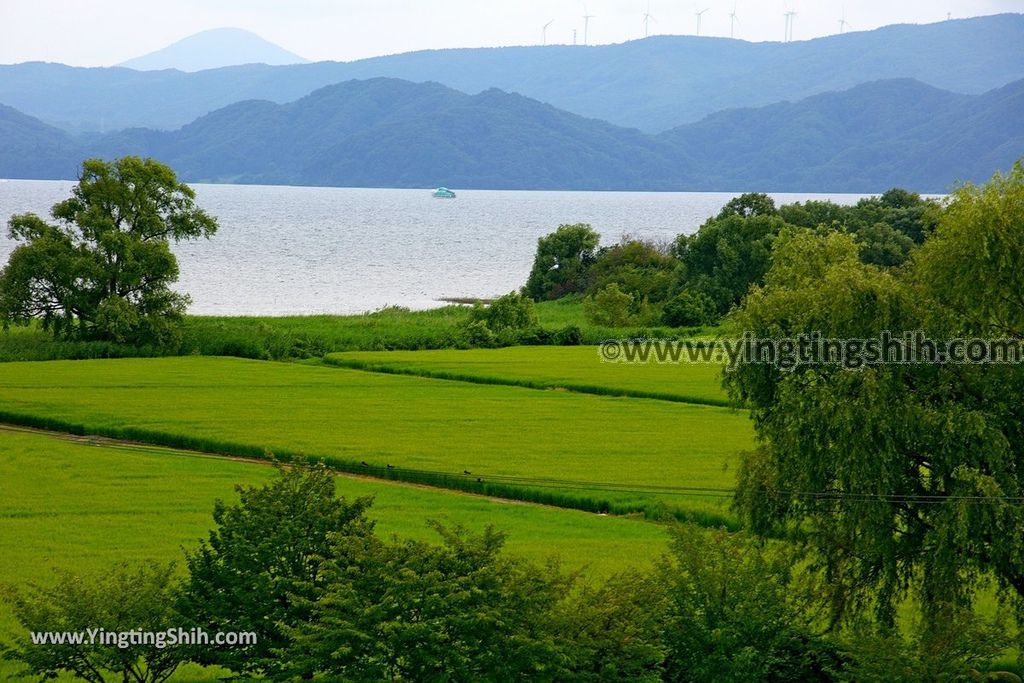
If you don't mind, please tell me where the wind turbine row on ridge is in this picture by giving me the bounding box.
[537,4,857,46]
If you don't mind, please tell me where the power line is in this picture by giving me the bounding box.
[354,462,1024,506]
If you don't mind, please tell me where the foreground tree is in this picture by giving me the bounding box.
[283,522,569,681]
[178,464,374,678]
[726,162,1024,632]
[0,157,217,345]
[660,526,841,682]
[0,562,183,683]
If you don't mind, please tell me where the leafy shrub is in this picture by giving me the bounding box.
[839,609,1013,683]
[659,526,843,683]
[585,239,677,304]
[516,326,554,346]
[471,291,538,332]
[553,324,584,345]
[285,524,570,681]
[556,570,668,682]
[523,223,601,300]
[1,562,184,683]
[854,222,915,267]
[584,283,636,327]
[661,290,716,327]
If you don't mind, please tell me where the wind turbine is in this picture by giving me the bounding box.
[783,10,797,42]
[837,7,851,34]
[582,9,595,45]
[643,2,656,38]
[729,2,740,38]
[542,19,554,45]
[695,7,709,37]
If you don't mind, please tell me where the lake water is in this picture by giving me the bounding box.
[0,180,871,315]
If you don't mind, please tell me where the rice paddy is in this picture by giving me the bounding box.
[0,356,752,521]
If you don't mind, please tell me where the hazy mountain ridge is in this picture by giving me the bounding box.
[119,28,308,72]
[0,103,80,179]
[1,76,1020,192]
[1,14,1021,133]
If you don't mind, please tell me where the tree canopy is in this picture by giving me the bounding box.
[0,157,217,345]
[523,223,600,301]
[725,162,1024,631]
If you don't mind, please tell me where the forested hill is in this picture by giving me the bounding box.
[0,13,1021,133]
[659,78,1024,191]
[2,77,1021,192]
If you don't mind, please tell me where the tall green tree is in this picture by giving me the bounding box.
[715,192,778,219]
[523,223,600,300]
[671,211,785,317]
[0,157,217,344]
[726,162,1024,632]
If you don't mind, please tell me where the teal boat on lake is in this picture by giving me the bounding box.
[432,187,456,199]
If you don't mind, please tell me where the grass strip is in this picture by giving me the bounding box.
[323,356,733,408]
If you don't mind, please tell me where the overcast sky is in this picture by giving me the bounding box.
[1,0,1021,66]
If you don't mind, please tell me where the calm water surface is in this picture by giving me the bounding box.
[0,181,871,315]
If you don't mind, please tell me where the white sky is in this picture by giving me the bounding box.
[1,0,1021,66]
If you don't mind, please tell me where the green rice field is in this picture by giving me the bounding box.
[0,356,752,521]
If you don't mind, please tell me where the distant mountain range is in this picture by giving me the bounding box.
[118,28,308,72]
[1,14,1021,133]
[2,77,1021,193]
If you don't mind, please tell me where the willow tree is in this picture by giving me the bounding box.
[725,161,1024,631]
[0,157,217,344]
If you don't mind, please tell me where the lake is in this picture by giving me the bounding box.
[0,180,871,315]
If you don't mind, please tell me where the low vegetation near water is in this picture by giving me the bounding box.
[0,298,708,363]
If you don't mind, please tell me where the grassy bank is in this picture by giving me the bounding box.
[0,357,751,524]
[0,299,714,362]
[325,345,732,407]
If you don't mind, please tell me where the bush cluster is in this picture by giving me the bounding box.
[4,466,1012,682]
[522,191,940,328]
